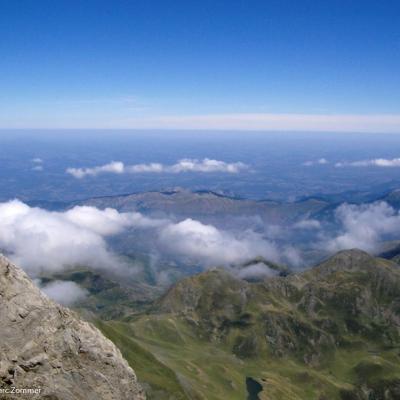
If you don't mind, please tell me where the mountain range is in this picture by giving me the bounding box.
[96,249,400,400]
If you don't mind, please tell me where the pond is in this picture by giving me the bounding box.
[246,377,263,400]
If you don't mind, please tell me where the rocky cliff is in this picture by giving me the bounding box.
[0,255,145,400]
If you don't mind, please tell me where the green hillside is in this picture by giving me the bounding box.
[98,249,400,399]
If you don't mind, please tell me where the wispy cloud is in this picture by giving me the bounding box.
[66,158,248,178]
[302,158,329,166]
[31,157,44,171]
[335,157,400,167]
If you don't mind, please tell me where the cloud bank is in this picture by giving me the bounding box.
[0,200,295,280]
[0,200,162,277]
[335,157,400,168]
[66,158,248,178]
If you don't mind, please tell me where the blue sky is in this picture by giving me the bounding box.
[1,0,400,131]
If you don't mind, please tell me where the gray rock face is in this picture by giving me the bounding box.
[0,255,145,400]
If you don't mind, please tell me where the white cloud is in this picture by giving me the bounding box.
[66,158,248,178]
[158,218,283,266]
[335,158,400,168]
[302,158,329,166]
[0,200,163,277]
[32,158,43,163]
[294,219,321,230]
[0,200,293,277]
[167,158,247,173]
[37,280,88,306]
[324,201,400,253]
[66,161,124,178]
[32,165,44,171]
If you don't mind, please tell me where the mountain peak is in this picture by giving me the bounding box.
[310,248,396,278]
[0,255,145,399]
[327,248,375,262]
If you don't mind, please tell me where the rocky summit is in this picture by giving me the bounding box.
[0,255,145,400]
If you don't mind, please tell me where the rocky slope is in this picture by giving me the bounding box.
[0,255,145,400]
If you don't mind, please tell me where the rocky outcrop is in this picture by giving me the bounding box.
[0,255,145,400]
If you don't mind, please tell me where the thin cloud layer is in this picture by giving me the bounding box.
[66,158,248,178]
[335,158,400,167]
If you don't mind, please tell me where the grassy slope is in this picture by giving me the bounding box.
[98,317,400,400]
[95,251,400,399]
[96,320,189,400]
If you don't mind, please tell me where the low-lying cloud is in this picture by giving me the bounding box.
[235,262,279,280]
[324,201,400,253]
[335,158,400,168]
[37,280,89,306]
[158,218,300,267]
[0,200,163,277]
[0,200,296,281]
[66,158,248,178]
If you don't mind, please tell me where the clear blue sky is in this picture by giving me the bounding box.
[1,0,400,131]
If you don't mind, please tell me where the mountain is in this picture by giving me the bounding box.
[98,249,400,400]
[0,255,145,400]
[77,188,330,225]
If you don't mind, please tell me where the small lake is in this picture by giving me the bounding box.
[246,377,263,400]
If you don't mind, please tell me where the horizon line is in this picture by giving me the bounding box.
[1,113,400,134]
